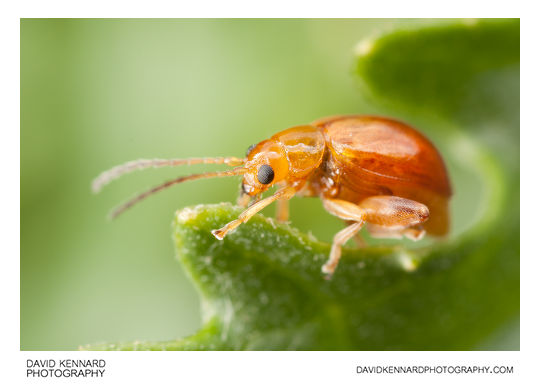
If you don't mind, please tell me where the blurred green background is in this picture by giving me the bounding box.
[20,19,516,350]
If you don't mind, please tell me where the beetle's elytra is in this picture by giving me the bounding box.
[93,115,452,276]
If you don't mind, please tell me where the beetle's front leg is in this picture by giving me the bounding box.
[212,186,297,240]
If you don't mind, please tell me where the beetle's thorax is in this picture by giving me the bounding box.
[300,149,342,198]
[270,125,326,178]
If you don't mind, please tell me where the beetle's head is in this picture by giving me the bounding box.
[93,124,325,218]
[240,139,289,196]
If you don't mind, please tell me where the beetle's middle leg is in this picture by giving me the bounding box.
[276,198,289,222]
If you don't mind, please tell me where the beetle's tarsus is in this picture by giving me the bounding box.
[321,262,336,276]
[211,229,226,240]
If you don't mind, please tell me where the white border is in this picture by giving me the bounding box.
[14,0,522,18]
[19,351,521,383]
[4,1,536,382]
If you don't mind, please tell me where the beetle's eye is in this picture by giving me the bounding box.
[257,164,275,185]
[246,144,256,157]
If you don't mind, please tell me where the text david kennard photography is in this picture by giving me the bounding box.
[26,359,106,378]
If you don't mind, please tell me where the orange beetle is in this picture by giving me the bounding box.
[93,115,451,276]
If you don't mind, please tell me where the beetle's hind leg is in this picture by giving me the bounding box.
[359,196,429,231]
[321,196,429,276]
[323,221,365,276]
[321,199,367,276]
[366,223,426,241]
[342,220,367,247]
[359,196,429,240]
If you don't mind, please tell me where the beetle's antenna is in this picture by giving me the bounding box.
[92,157,246,193]
[109,167,247,219]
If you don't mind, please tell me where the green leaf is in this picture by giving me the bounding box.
[355,19,520,126]
[83,19,519,350]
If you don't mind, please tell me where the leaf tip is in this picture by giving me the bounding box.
[395,249,420,272]
[175,205,203,225]
[354,37,375,57]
